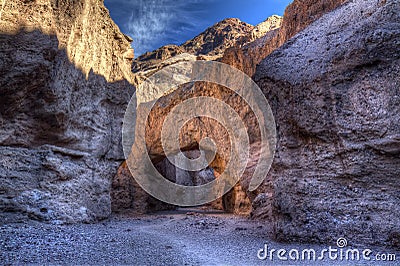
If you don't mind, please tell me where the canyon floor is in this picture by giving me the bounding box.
[1,208,397,266]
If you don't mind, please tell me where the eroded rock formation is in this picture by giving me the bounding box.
[0,0,134,223]
[113,16,282,215]
[221,0,348,77]
[118,0,353,216]
[254,0,400,246]
[116,0,400,249]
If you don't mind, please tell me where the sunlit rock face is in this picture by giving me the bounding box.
[221,0,347,77]
[181,18,258,57]
[112,80,260,214]
[254,0,400,247]
[0,0,134,83]
[0,0,134,223]
[114,17,284,215]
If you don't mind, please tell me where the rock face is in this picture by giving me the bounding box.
[249,15,282,41]
[113,16,282,215]
[221,0,347,77]
[112,80,258,214]
[0,0,134,223]
[254,0,400,247]
[111,161,175,214]
[181,18,255,57]
[1,0,134,83]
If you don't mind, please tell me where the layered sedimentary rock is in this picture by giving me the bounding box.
[0,0,134,223]
[254,0,400,246]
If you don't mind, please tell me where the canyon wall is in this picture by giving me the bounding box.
[0,0,134,223]
[221,0,348,77]
[1,0,134,83]
[254,0,400,246]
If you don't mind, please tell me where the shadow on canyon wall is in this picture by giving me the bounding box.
[0,28,134,223]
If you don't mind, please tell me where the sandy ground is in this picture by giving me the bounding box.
[0,208,398,266]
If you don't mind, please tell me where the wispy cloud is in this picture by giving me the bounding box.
[105,0,214,56]
[127,0,172,55]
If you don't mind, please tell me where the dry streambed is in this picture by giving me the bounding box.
[0,208,397,265]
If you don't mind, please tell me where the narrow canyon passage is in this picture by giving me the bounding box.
[1,0,399,265]
[111,147,253,216]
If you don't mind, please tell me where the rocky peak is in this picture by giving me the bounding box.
[132,15,282,78]
[249,15,283,42]
[181,18,254,56]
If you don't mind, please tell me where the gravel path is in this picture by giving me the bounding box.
[1,208,398,265]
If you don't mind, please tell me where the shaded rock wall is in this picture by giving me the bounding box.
[0,0,134,223]
[254,0,400,246]
[111,161,175,214]
[111,151,219,214]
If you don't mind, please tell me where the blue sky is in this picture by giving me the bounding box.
[104,0,293,57]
